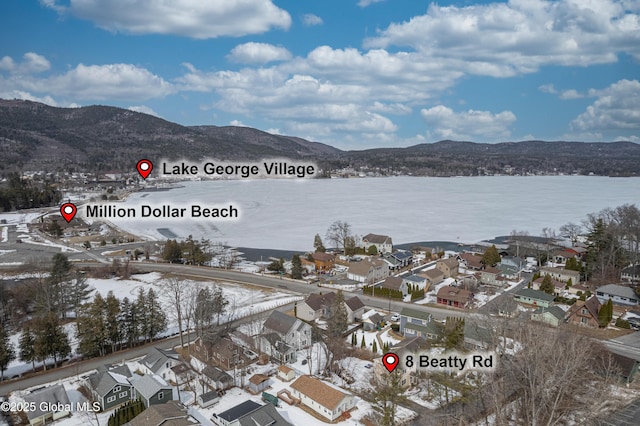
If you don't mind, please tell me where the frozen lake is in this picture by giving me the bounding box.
[101,176,640,251]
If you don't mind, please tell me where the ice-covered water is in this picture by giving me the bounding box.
[100,176,640,250]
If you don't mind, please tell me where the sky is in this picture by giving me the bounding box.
[1,0,639,150]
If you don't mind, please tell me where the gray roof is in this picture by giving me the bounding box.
[202,366,233,383]
[141,347,180,374]
[89,366,132,397]
[404,321,444,338]
[596,284,638,300]
[382,276,404,290]
[305,292,336,311]
[515,288,555,302]
[363,233,392,245]
[127,400,196,426]
[403,274,426,284]
[532,305,566,321]
[218,400,262,422]
[23,384,70,421]
[345,296,364,311]
[131,374,171,401]
[263,310,298,336]
[237,402,293,426]
[400,307,432,321]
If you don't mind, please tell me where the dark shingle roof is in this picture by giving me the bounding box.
[141,347,179,374]
[515,288,555,302]
[305,292,337,311]
[23,384,70,421]
[263,310,298,336]
[362,233,392,244]
[345,296,364,311]
[217,400,262,422]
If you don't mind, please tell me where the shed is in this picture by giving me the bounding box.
[248,373,271,394]
[277,365,295,382]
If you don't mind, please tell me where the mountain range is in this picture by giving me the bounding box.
[1,99,638,176]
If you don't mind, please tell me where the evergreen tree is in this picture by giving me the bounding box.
[481,245,501,266]
[327,291,348,337]
[145,288,167,341]
[367,245,378,255]
[605,299,613,323]
[105,291,122,352]
[361,335,366,348]
[351,333,356,346]
[211,286,229,326]
[18,326,36,372]
[119,297,138,348]
[33,313,70,369]
[162,239,183,263]
[0,321,15,380]
[68,271,93,319]
[372,340,378,353]
[77,293,108,357]
[540,275,555,295]
[565,257,581,272]
[313,234,326,252]
[444,317,465,350]
[291,254,303,279]
[598,301,610,327]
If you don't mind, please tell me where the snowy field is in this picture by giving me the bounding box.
[98,176,640,250]
[3,272,303,378]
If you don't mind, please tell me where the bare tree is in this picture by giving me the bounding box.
[325,220,352,253]
[162,276,188,348]
[486,323,621,425]
[559,222,582,244]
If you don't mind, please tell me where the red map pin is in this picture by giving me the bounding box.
[60,202,77,223]
[136,159,153,179]
[382,353,399,373]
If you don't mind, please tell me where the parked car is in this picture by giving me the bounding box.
[390,313,400,322]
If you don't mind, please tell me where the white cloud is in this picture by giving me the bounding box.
[0,90,59,106]
[420,105,516,141]
[571,79,640,132]
[559,89,584,99]
[0,53,51,74]
[302,13,323,26]
[1,57,174,102]
[227,42,292,64]
[357,0,386,7]
[128,105,161,117]
[538,84,557,94]
[230,120,248,127]
[42,0,291,38]
[365,0,640,76]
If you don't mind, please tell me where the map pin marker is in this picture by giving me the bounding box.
[137,159,153,179]
[60,202,77,223]
[382,353,399,373]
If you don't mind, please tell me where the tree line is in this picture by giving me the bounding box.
[0,173,61,212]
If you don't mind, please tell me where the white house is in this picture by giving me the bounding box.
[361,233,393,254]
[261,310,312,363]
[289,375,356,421]
[595,284,640,306]
[346,258,389,283]
[539,266,580,284]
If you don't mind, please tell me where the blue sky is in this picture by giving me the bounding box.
[1,0,639,149]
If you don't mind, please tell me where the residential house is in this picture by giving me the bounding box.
[361,233,393,254]
[87,364,133,411]
[192,337,253,371]
[130,374,173,407]
[311,252,335,272]
[457,253,484,271]
[531,305,566,327]
[480,266,508,287]
[212,400,293,426]
[202,366,233,391]
[621,265,640,283]
[261,310,312,363]
[436,257,459,278]
[567,283,591,295]
[500,256,525,271]
[539,266,580,284]
[345,296,365,323]
[128,400,201,426]
[346,258,389,283]
[169,363,192,387]
[403,274,428,292]
[497,264,519,280]
[595,284,640,306]
[296,292,337,322]
[390,251,413,268]
[139,347,182,382]
[566,295,601,328]
[388,336,430,388]
[22,384,71,426]
[419,269,444,289]
[532,276,566,296]
[381,276,408,297]
[552,249,581,265]
[248,374,271,394]
[609,352,640,384]
[362,310,384,331]
[437,286,473,309]
[289,375,356,422]
[399,307,443,341]
[464,323,494,351]
[513,288,555,308]
[277,365,295,382]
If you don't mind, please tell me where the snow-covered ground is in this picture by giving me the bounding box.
[96,176,640,250]
[3,272,303,378]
